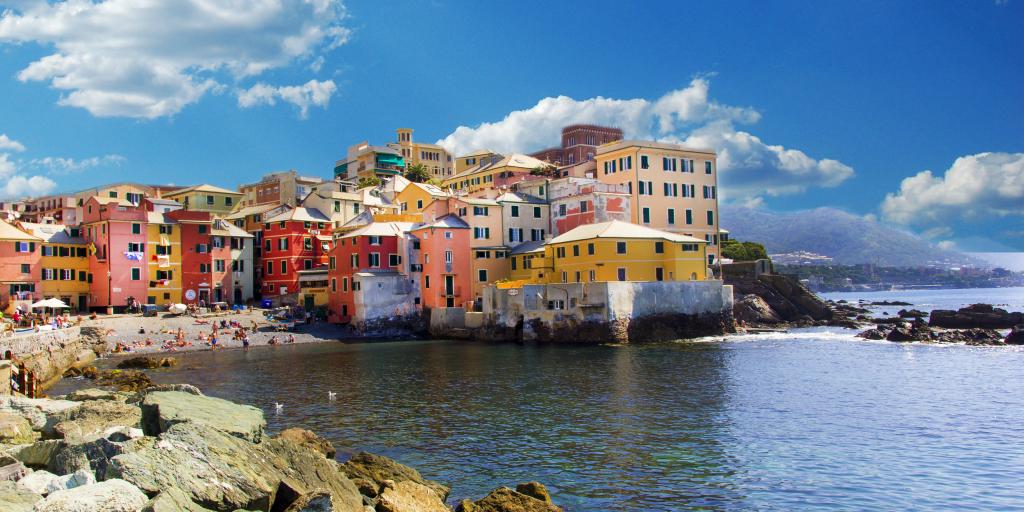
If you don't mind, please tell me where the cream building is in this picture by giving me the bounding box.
[393,128,453,179]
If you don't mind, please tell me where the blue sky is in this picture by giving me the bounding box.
[0,0,1021,251]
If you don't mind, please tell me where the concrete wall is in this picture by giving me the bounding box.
[480,280,734,343]
[0,326,101,390]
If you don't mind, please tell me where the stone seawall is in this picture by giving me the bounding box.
[0,326,104,391]
[472,280,735,343]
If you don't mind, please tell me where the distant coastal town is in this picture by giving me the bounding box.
[1,125,737,342]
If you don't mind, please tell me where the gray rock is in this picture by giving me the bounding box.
[100,426,144,443]
[45,469,96,494]
[0,412,37,445]
[140,391,265,442]
[1006,325,1024,345]
[263,437,363,511]
[12,440,66,469]
[141,488,216,512]
[32,479,148,512]
[64,389,131,403]
[15,469,59,495]
[733,294,782,325]
[340,452,449,501]
[0,396,80,432]
[51,401,142,443]
[50,436,140,479]
[0,480,41,512]
[131,384,203,402]
[376,480,449,512]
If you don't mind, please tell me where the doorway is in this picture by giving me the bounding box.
[234,288,242,304]
[304,294,314,312]
[77,295,87,312]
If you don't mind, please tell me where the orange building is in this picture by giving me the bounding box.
[409,215,471,309]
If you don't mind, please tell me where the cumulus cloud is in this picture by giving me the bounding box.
[437,78,853,201]
[2,175,57,199]
[881,152,1024,226]
[0,134,26,152]
[0,0,350,118]
[237,79,337,118]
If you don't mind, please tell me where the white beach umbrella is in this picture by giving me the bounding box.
[39,298,69,309]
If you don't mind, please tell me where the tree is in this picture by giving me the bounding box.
[529,165,557,177]
[721,239,769,262]
[404,163,432,183]
[357,176,381,189]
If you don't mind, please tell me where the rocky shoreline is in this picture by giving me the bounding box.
[1,385,563,512]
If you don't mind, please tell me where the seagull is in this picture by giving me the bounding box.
[274,402,283,413]
[327,391,337,400]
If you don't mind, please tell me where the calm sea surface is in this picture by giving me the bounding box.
[54,287,1024,511]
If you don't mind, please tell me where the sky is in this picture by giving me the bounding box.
[0,0,1021,252]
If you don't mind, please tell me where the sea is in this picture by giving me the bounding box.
[52,287,1024,511]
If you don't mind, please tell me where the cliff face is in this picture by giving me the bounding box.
[726,273,833,324]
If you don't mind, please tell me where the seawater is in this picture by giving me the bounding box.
[53,287,1024,511]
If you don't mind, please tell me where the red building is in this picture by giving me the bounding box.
[82,197,149,310]
[327,222,409,323]
[261,207,331,298]
[530,124,623,166]
[165,210,216,304]
[409,215,471,309]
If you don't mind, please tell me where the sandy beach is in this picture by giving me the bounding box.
[83,309,349,355]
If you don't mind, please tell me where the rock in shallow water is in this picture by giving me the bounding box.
[275,428,336,459]
[340,452,449,502]
[140,391,265,442]
[32,478,147,512]
[456,486,562,512]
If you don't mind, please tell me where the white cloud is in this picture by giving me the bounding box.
[237,79,337,118]
[881,152,1024,226]
[0,153,16,177]
[27,154,126,175]
[936,240,957,251]
[437,78,853,201]
[0,0,349,118]
[0,134,26,152]
[2,175,57,199]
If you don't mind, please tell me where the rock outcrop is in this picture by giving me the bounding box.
[31,479,148,512]
[727,274,832,323]
[858,321,1006,345]
[51,400,142,442]
[0,480,41,512]
[140,391,265,442]
[339,451,449,502]
[733,295,783,325]
[1006,326,1024,345]
[275,428,336,459]
[115,356,176,370]
[929,304,1023,329]
[456,486,563,512]
[376,480,449,512]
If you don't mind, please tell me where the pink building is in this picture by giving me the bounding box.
[409,215,471,309]
[82,197,149,311]
[0,219,42,309]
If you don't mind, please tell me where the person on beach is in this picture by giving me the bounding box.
[286,334,295,344]
[243,334,250,350]
[268,335,278,345]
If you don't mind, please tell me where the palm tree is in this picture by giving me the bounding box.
[404,163,432,183]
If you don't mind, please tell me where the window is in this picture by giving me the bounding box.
[445,231,453,240]
[198,225,208,234]
[159,224,172,234]
[266,261,273,275]
[444,250,453,263]
[556,247,566,258]
[588,243,595,255]
[342,277,348,291]
[206,195,214,205]
[511,258,517,270]
[580,201,589,213]
[417,199,423,209]
[280,260,287,274]
[369,253,380,267]
[196,243,208,253]
[616,242,627,254]
[589,270,596,282]
[655,241,664,254]
[478,269,488,282]
[617,268,627,281]
[533,206,541,218]
[212,237,224,248]
[15,241,34,253]
[109,191,117,198]
[561,271,568,283]
[79,271,87,281]
[331,279,336,292]
[642,208,650,224]
[668,209,676,225]
[641,155,649,169]
[334,201,341,213]
[131,268,141,281]
[707,210,715,225]
[389,254,400,266]
[131,223,141,234]
[476,250,490,259]
[656,268,664,281]
[128,242,144,252]
[350,254,359,268]
[473,227,490,239]
[510,205,519,217]
[686,209,693,225]
[225,197,233,206]
[353,203,360,214]
[265,240,272,253]
[279,238,289,250]
[573,245,580,257]
[20,264,30,274]
[508,228,523,243]
[530,229,545,242]
[705,161,713,174]
[558,204,567,217]
[473,206,488,216]
[304,238,313,250]
[214,260,225,272]
[424,275,430,289]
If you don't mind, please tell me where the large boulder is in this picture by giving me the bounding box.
[108,423,363,512]
[376,480,449,512]
[50,400,142,443]
[15,469,60,495]
[456,487,562,512]
[275,428,336,459]
[1006,326,1024,345]
[733,295,782,325]
[142,488,216,512]
[140,391,265,442]
[929,304,1023,329]
[115,356,176,370]
[32,479,148,512]
[515,482,553,504]
[64,389,132,403]
[0,480,41,512]
[340,452,449,502]
[0,396,80,432]
[12,440,66,469]
[0,411,37,445]
[94,370,153,392]
[50,435,140,478]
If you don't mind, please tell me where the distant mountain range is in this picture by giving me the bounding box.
[720,205,981,267]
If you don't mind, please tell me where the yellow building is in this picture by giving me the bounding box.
[508,240,545,282]
[297,267,330,312]
[146,212,183,304]
[594,140,721,265]
[454,150,500,175]
[396,182,449,214]
[164,184,243,214]
[20,223,91,311]
[442,154,550,195]
[394,128,454,179]
[512,220,707,285]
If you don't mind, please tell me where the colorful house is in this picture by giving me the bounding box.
[334,142,406,181]
[164,184,243,215]
[396,182,448,214]
[261,207,332,298]
[327,221,415,323]
[20,223,91,312]
[0,219,41,310]
[409,215,471,309]
[213,219,254,304]
[533,220,708,284]
[394,128,454,179]
[442,153,550,195]
[422,196,507,304]
[82,196,149,310]
[144,211,183,305]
